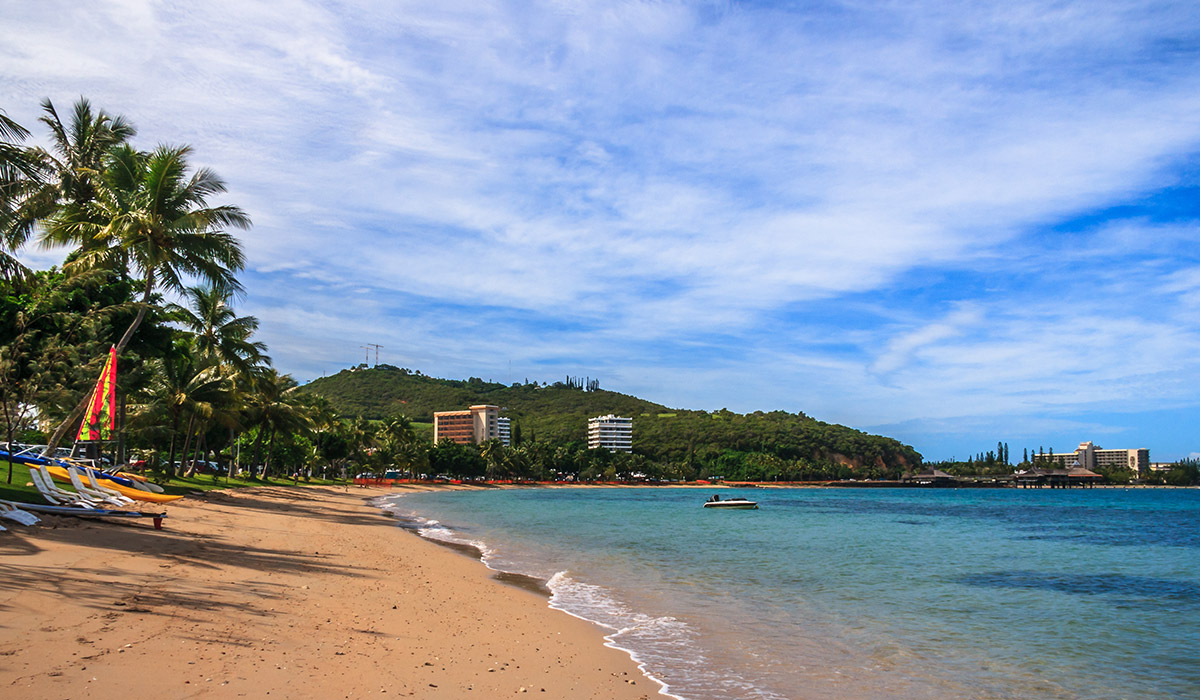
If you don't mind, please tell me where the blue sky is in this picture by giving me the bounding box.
[3,1,1200,461]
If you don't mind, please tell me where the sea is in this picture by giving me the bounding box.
[377,487,1200,700]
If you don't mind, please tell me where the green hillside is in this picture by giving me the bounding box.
[299,365,666,439]
[300,365,922,478]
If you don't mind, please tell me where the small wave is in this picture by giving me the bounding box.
[548,572,787,700]
[416,522,497,560]
[375,496,499,560]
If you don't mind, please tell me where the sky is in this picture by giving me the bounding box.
[3,0,1200,461]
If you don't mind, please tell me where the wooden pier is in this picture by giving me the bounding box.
[1013,467,1103,488]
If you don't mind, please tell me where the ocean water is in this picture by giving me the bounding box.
[378,487,1200,700]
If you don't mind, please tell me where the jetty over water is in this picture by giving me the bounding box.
[1012,467,1103,488]
[898,467,1104,488]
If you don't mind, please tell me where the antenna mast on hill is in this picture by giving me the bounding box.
[365,343,383,366]
[359,345,369,365]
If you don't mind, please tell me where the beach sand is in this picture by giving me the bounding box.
[0,485,656,699]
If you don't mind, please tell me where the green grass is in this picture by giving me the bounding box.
[0,460,41,504]
[0,459,349,506]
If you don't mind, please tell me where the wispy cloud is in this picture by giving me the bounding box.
[4,1,1200,458]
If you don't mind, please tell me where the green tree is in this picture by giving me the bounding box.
[427,440,485,479]
[39,143,250,455]
[30,98,136,236]
[480,438,506,480]
[1,110,47,280]
[129,343,231,477]
[167,283,268,376]
[243,369,310,479]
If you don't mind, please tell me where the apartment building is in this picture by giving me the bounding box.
[497,417,512,447]
[433,405,500,445]
[588,414,633,453]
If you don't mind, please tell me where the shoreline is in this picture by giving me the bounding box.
[382,502,553,597]
[376,493,685,700]
[0,484,659,699]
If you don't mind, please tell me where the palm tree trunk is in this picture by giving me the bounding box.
[227,427,235,482]
[202,436,213,478]
[185,430,205,478]
[117,394,127,466]
[179,414,197,477]
[39,395,90,459]
[249,427,265,480]
[114,274,154,355]
[166,412,181,478]
[264,426,277,480]
[2,396,14,484]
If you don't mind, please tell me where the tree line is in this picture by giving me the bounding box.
[927,441,1199,485]
[0,98,321,483]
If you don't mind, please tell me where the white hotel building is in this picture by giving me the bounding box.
[497,417,512,447]
[1044,441,1149,474]
[588,414,633,453]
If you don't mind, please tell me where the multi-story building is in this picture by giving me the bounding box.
[588,414,632,453]
[433,405,500,445]
[1043,441,1149,474]
[497,417,512,447]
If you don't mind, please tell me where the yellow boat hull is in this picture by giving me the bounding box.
[45,466,184,503]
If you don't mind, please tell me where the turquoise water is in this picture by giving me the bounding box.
[380,487,1200,700]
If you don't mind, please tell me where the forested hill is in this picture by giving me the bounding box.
[300,365,923,476]
[299,365,668,424]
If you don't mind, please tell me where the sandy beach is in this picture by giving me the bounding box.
[0,485,655,699]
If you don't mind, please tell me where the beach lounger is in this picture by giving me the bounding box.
[29,466,101,508]
[1,499,168,530]
[81,467,140,505]
[0,502,40,526]
[67,466,137,507]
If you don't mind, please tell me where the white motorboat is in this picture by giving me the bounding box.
[703,495,758,509]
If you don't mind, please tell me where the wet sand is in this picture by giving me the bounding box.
[0,484,655,698]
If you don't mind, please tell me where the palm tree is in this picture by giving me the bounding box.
[3,99,135,261]
[244,369,310,479]
[39,143,250,456]
[46,143,249,351]
[481,438,507,481]
[130,346,232,477]
[374,415,418,475]
[38,98,135,216]
[38,98,136,211]
[346,415,375,476]
[0,110,46,280]
[379,415,416,449]
[302,394,342,478]
[167,283,269,376]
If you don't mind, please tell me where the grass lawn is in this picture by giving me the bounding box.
[0,459,349,506]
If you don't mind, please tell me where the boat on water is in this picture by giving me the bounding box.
[703,495,758,509]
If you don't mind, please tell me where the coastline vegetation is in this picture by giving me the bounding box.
[0,97,319,496]
[300,365,923,482]
[927,444,1200,486]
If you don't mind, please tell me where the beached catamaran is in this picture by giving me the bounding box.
[27,346,178,525]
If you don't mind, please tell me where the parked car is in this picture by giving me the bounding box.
[191,460,226,474]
